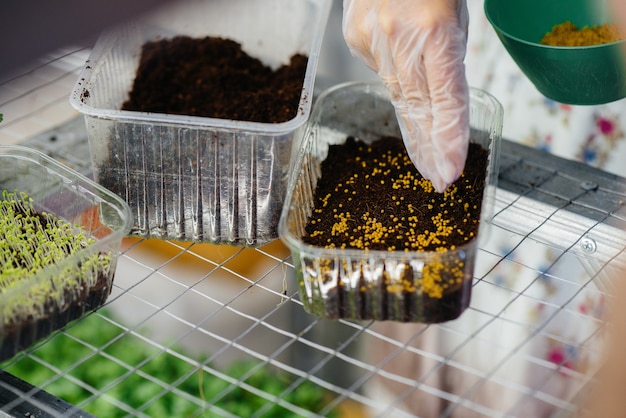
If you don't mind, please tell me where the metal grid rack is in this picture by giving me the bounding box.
[1,44,625,418]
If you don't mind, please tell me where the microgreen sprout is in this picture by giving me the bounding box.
[0,189,111,325]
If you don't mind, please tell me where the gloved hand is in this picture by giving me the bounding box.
[342,0,470,193]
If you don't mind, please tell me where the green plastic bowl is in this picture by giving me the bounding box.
[485,0,626,105]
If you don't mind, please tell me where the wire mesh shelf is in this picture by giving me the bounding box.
[0,45,625,418]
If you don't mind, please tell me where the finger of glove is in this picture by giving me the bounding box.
[421,22,469,191]
[359,3,436,188]
[392,84,434,183]
[388,80,435,187]
[391,16,469,191]
[383,27,449,192]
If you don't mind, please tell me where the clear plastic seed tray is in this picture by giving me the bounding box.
[70,0,331,246]
[279,82,503,322]
[0,145,131,361]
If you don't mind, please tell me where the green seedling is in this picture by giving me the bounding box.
[0,189,111,326]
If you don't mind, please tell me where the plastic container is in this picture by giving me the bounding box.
[485,0,626,105]
[278,82,503,323]
[70,0,331,246]
[0,145,132,361]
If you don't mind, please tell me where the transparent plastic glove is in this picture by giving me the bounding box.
[342,0,470,192]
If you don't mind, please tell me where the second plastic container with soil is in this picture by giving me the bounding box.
[70,0,331,246]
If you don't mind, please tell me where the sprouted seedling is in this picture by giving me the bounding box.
[0,189,111,324]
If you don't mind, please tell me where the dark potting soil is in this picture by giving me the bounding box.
[121,36,308,123]
[301,136,489,322]
[303,137,488,250]
[0,274,112,362]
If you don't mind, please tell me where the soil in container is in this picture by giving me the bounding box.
[99,36,310,243]
[122,36,308,123]
[301,136,489,322]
